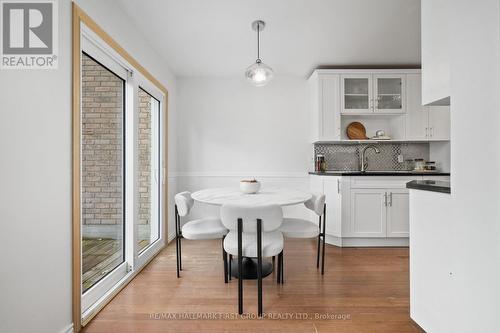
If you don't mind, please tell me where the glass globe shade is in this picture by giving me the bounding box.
[245,60,274,87]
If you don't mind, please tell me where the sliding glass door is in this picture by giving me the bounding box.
[81,51,126,294]
[137,88,161,254]
[79,26,165,317]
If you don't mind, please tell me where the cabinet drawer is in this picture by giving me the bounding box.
[350,176,419,189]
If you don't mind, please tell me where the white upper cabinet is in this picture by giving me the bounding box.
[427,106,450,140]
[309,69,449,142]
[309,72,341,142]
[373,75,405,114]
[341,74,372,114]
[421,0,450,105]
[406,74,429,140]
[406,74,450,140]
[341,74,405,114]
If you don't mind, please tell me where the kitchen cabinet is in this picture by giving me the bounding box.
[406,74,428,140]
[341,74,372,114]
[386,189,410,237]
[373,75,405,114]
[406,74,450,140]
[350,189,387,237]
[427,106,450,140]
[310,175,450,246]
[323,177,342,237]
[349,187,409,238]
[341,74,405,114]
[309,69,449,143]
[310,175,343,237]
[309,72,341,142]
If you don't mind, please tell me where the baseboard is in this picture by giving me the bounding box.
[325,234,409,247]
[410,318,427,332]
[59,323,74,333]
[325,234,343,246]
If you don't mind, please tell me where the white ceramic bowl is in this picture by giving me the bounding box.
[240,181,261,194]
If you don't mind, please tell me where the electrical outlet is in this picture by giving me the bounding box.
[397,154,404,163]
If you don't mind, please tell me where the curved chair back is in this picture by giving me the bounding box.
[220,204,283,233]
[174,191,194,217]
[304,193,326,216]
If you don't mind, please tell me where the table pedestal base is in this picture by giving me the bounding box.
[230,257,273,280]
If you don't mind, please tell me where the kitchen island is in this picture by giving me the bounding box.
[406,179,450,193]
[406,178,452,332]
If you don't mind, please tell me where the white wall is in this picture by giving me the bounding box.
[177,76,309,173]
[411,1,500,332]
[0,1,177,332]
[447,0,500,331]
[176,76,311,219]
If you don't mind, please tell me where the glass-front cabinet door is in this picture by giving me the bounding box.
[373,75,405,113]
[341,75,372,114]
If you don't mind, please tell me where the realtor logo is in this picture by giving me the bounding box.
[1,0,58,69]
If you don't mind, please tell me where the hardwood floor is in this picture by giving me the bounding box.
[82,239,423,333]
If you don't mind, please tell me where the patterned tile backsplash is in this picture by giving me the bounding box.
[314,142,430,171]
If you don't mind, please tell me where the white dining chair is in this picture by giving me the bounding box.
[278,193,327,274]
[221,204,284,317]
[174,191,229,280]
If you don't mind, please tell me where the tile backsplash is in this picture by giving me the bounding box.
[314,142,430,171]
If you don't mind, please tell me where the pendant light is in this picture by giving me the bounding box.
[245,20,274,87]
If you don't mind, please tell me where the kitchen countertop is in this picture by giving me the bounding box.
[309,171,451,176]
[406,180,451,194]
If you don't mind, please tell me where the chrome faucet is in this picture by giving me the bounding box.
[360,145,381,172]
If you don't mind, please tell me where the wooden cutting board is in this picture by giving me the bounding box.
[346,122,368,140]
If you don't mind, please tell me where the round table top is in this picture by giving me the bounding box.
[191,187,312,207]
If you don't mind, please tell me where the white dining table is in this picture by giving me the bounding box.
[191,187,312,207]
[191,187,312,280]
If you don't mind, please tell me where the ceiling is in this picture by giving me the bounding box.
[118,0,421,77]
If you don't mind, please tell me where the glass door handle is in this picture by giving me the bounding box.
[154,169,159,184]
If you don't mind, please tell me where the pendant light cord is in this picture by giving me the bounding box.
[257,23,260,62]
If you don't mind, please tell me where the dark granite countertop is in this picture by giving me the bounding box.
[406,180,451,194]
[309,171,451,176]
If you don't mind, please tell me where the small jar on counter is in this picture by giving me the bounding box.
[315,154,326,172]
[414,159,425,171]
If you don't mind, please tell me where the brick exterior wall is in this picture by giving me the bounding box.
[81,54,124,226]
[81,54,153,229]
[138,88,152,227]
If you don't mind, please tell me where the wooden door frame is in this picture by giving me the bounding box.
[72,4,169,331]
